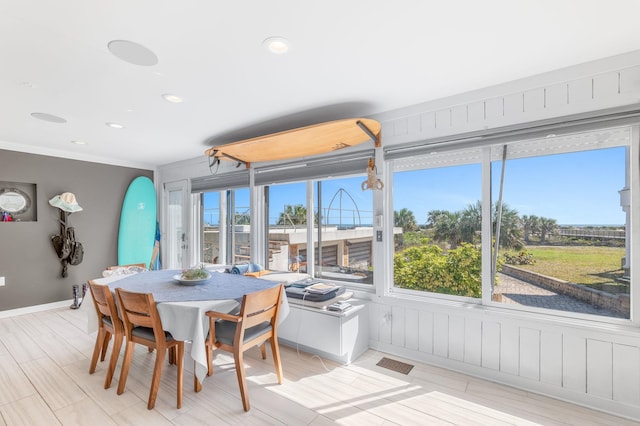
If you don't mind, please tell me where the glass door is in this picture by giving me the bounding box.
[164,180,189,269]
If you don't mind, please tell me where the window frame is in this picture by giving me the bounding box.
[260,172,377,290]
[385,124,638,326]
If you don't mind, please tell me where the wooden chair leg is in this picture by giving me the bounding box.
[89,328,105,374]
[100,331,111,362]
[117,341,135,395]
[206,345,212,376]
[270,338,283,384]
[234,350,250,411]
[259,342,266,360]
[176,342,184,409]
[104,332,123,389]
[168,346,175,365]
[194,374,202,392]
[147,345,166,409]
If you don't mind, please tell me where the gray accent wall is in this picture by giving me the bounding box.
[0,149,153,311]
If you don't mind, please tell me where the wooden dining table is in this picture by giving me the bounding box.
[83,269,289,387]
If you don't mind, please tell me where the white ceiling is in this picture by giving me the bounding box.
[2,0,640,169]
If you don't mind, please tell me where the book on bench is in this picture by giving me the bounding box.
[304,282,338,294]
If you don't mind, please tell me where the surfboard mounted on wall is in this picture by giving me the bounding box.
[204,118,381,167]
[118,176,157,268]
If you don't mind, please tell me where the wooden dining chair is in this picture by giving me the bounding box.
[106,263,147,270]
[87,280,124,389]
[115,288,184,410]
[205,284,284,411]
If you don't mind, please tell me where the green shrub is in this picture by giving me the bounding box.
[393,242,481,297]
[503,251,535,265]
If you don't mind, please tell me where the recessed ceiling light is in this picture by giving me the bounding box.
[20,81,37,89]
[31,112,67,123]
[162,94,184,103]
[263,37,290,54]
[71,140,87,145]
[108,40,158,66]
[106,122,125,129]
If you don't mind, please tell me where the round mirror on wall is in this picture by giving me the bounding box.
[0,188,31,215]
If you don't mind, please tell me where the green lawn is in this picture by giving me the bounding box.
[505,245,626,290]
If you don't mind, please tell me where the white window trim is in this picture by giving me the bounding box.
[385,124,637,327]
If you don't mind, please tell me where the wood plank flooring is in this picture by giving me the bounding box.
[0,307,636,425]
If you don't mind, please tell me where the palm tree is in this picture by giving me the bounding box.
[521,215,540,243]
[431,210,464,248]
[460,201,482,244]
[277,204,307,226]
[538,217,558,243]
[428,201,523,249]
[426,209,449,227]
[235,208,250,225]
[494,203,523,249]
[394,208,418,232]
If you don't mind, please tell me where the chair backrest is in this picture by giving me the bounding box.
[88,280,123,331]
[115,288,167,343]
[239,284,283,332]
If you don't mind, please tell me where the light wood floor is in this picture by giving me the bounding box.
[0,307,636,425]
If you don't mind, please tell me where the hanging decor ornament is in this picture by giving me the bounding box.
[49,192,84,277]
[49,192,83,212]
[361,158,384,191]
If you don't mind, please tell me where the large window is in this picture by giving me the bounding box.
[202,187,250,265]
[314,176,374,284]
[389,126,631,320]
[491,140,629,319]
[392,155,483,298]
[266,181,307,272]
[265,175,374,284]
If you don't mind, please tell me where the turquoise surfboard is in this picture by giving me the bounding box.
[118,176,157,267]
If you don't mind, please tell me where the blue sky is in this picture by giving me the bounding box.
[204,146,626,226]
[204,177,374,226]
[394,146,626,226]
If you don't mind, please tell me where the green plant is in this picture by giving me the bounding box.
[503,251,535,265]
[393,242,482,297]
[181,265,208,280]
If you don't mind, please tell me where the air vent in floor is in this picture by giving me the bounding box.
[376,357,414,375]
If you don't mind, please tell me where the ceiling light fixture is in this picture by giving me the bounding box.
[162,94,184,103]
[71,140,86,145]
[31,112,67,123]
[263,37,290,54]
[107,40,158,66]
[106,122,125,129]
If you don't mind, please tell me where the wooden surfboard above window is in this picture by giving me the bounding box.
[204,118,381,167]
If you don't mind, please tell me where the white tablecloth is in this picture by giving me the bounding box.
[81,271,289,383]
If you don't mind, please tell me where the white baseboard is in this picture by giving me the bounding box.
[0,299,72,318]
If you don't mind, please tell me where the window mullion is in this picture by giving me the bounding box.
[481,147,493,304]
[630,125,640,324]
